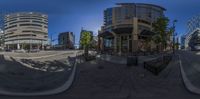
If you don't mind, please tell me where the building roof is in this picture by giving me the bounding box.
[5,12,48,17]
[116,3,166,11]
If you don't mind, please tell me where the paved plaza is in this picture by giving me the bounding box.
[0,51,77,94]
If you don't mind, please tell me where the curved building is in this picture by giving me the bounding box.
[98,3,166,53]
[185,15,200,50]
[4,12,48,50]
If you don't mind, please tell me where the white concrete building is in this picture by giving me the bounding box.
[185,15,200,50]
[4,12,48,50]
[0,29,4,49]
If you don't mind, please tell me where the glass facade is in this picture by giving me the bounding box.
[99,3,165,53]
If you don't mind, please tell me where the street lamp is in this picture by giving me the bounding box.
[172,20,178,54]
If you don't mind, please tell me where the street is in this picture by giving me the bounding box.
[0,50,77,94]
[178,50,200,89]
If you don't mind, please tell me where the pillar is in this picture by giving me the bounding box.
[17,43,20,50]
[100,37,104,52]
[128,35,130,52]
[114,35,117,53]
[132,17,138,53]
[111,32,117,53]
[30,43,32,50]
[119,35,122,55]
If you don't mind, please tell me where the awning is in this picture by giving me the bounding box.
[98,31,113,37]
[139,30,156,39]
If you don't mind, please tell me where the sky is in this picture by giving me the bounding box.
[1,0,200,45]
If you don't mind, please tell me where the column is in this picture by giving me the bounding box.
[17,43,20,50]
[132,17,138,53]
[111,32,117,53]
[127,35,130,53]
[119,35,122,55]
[100,37,104,52]
[114,35,117,53]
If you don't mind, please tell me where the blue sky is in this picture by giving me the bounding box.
[1,0,200,44]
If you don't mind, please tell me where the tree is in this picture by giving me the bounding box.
[152,17,170,52]
[80,31,92,57]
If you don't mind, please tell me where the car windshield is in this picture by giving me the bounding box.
[0,0,200,99]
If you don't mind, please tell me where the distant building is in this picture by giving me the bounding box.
[79,29,93,49]
[58,32,75,49]
[181,35,186,49]
[98,3,166,53]
[0,29,4,49]
[4,12,48,50]
[185,15,200,50]
[91,36,98,50]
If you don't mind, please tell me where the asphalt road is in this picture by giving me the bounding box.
[178,50,200,88]
[0,52,74,94]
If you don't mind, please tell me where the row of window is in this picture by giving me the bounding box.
[19,24,42,27]
[4,32,14,36]
[4,25,18,30]
[9,20,30,25]
[22,30,47,35]
[6,15,47,20]
[5,34,37,39]
[5,24,47,30]
[138,19,151,25]
[5,38,47,42]
[32,20,48,25]
[5,17,48,23]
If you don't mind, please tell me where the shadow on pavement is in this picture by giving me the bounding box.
[0,54,75,93]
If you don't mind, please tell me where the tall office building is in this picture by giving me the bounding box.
[4,12,48,50]
[58,32,75,49]
[98,3,166,53]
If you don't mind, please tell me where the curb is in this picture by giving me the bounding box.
[0,54,79,96]
[9,52,74,59]
[99,54,126,64]
[178,54,200,94]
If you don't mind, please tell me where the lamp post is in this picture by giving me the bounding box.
[172,20,177,54]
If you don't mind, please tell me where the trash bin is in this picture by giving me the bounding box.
[127,56,138,66]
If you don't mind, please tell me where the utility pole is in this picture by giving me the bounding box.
[172,20,177,54]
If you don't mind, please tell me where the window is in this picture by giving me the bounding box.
[20,24,42,27]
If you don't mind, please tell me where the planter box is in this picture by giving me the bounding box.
[144,55,172,75]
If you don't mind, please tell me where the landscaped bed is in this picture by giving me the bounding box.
[144,54,173,75]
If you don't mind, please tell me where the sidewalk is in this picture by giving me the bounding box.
[99,53,163,65]
[0,54,76,96]
[60,56,199,99]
